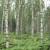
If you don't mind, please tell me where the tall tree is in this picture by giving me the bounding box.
[40,0,44,43]
[0,0,4,32]
[16,0,21,34]
[3,0,9,48]
[19,0,23,33]
[31,0,35,37]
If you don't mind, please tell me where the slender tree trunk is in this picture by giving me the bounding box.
[40,0,44,43]
[16,0,21,34]
[20,15,22,33]
[4,0,9,48]
[1,0,4,33]
[37,12,40,33]
[31,2,34,37]
[1,12,4,33]
[20,0,23,33]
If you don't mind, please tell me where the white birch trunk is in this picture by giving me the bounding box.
[16,0,21,34]
[4,0,9,48]
[40,15,43,39]
[40,0,44,43]
[31,3,34,37]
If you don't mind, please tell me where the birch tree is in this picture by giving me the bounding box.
[3,0,9,48]
[31,0,35,37]
[16,0,21,34]
[40,0,44,43]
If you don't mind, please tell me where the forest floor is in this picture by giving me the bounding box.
[0,33,50,50]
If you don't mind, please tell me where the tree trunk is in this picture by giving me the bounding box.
[20,0,23,33]
[16,0,21,34]
[4,0,9,48]
[31,2,34,37]
[40,0,44,43]
[1,0,4,33]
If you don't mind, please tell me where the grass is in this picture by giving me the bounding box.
[0,32,50,50]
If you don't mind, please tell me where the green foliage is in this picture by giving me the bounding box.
[0,33,50,50]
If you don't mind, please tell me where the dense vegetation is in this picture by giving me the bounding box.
[0,32,50,50]
[0,0,50,50]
